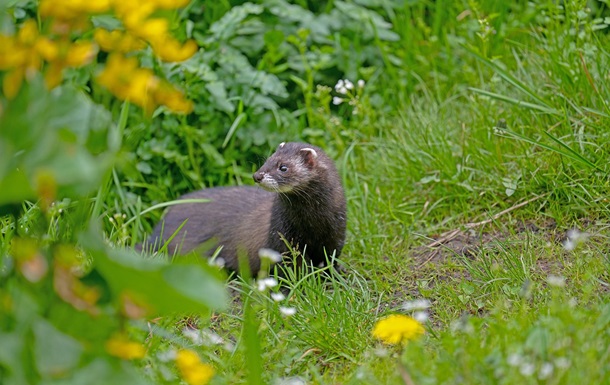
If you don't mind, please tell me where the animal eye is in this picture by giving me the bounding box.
[279,165,288,172]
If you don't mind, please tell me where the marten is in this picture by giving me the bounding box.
[143,142,347,274]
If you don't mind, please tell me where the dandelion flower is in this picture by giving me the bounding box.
[372,314,424,345]
[175,350,215,385]
[105,334,146,360]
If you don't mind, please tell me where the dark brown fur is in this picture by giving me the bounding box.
[145,142,346,274]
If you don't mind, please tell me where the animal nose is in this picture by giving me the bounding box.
[253,171,263,183]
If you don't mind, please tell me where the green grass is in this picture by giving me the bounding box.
[3,0,610,384]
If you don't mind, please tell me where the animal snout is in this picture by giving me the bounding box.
[253,171,264,183]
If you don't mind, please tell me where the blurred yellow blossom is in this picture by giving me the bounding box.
[105,334,146,360]
[97,53,192,114]
[152,38,198,62]
[0,20,97,96]
[1,0,195,112]
[40,0,111,21]
[372,314,425,345]
[175,349,215,385]
[94,29,145,52]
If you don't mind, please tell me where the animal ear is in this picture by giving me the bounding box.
[300,147,318,167]
[278,142,286,149]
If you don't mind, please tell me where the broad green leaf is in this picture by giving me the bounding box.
[82,229,228,314]
[33,320,83,378]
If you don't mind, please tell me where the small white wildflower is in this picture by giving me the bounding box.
[547,274,566,287]
[223,341,236,352]
[258,248,282,263]
[357,79,365,88]
[413,311,429,323]
[373,346,389,357]
[344,79,354,90]
[274,376,307,385]
[209,257,225,268]
[58,208,63,213]
[520,362,535,376]
[554,357,570,368]
[122,214,127,219]
[538,362,554,379]
[563,228,589,251]
[157,349,177,362]
[334,79,344,91]
[401,299,431,312]
[201,329,224,345]
[109,217,114,223]
[332,96,344,105]
[507,353,522,367]
[271,292,286,302]
[279,306,297,316]
[182,328,203,345]
[257,277,279,292]
[337,86,348,94]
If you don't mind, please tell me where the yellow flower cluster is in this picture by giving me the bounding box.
[0,20,96,98]
[175,349,215,385]
[105,334,146,360]
[97,54,193,113]
[372,314,425,345]
[1,0,196,114]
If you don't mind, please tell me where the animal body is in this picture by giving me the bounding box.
[146,142,347,274]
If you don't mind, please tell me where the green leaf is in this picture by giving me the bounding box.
[33,320,83,379]
[0,332,28,385]
[45,358,152,385]
[82,229,228,315]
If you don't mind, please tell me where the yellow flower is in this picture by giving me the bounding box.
[151,38,198,62]
[40,0,111,20]
[175,350,215,385]
[105,334,146,360]
[94,28,145,52]
[372,314,425,345]
[153,84,194,114]
[153,0,191,9]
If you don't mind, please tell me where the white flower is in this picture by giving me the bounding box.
[520,362,535,377]
[334,79,344,91]
[563,228,589,251]
[507,353,522,367]
[401,299,431,311]
[157,349,177,362]
[274,376,307,385]
[201,329,224,345]
[279,306,297,316]
[332,96,344,105]
[257,277,278,292]
[344,79,354,90]
[271,292,286,302]
[259,248,282,263]
[182,328,203,345]
[519,362,536,377]
[357,79,365,88]
[209,257,225,268]
[547,274,565,287]
[413,311,429,323]
[554,357,570,368]
[538,362,554,379]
